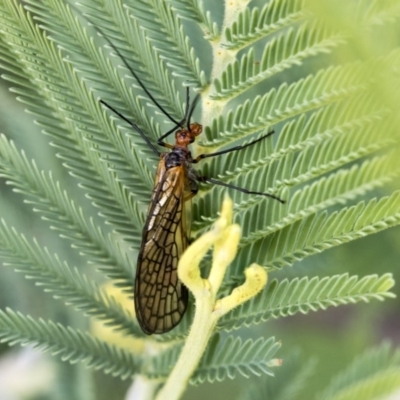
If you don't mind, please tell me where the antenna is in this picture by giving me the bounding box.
[71,3,185,128]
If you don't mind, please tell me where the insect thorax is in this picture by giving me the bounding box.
[164,147,199,195]
[164,146,192,168]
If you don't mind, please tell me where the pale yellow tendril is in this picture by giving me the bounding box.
[156,195,268,400]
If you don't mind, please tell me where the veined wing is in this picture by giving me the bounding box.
[134,157,189,334]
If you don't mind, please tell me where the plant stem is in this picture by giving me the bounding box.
[155,291,217,400]
[126,375,158,400]
[154,197,267,400]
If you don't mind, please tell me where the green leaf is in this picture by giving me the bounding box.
[231,191,400,275]
[146,335,281,383]
[219,274,395,331]
[0,134,133,286]
[224,0,307,51]
[240,351,316,400]
[213,21,345,100]
[0,218,142,337]
[169,0,219,40]
[319,343,400,400]
[0,308,141,379]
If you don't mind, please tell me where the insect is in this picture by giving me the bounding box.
[107,97,284,334]
[87,17,284,334]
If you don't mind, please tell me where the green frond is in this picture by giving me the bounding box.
[71,0,186,120]
[0,219,142,337]
[365,0,400,26]
[319,343,400,400]
[204,45,399,146]
[231,191,400,274]
[14,0,161,166]
[193,75,396,237]
[124,0,207,87]
[0,0,147,246]
[192,336,280,383]
[0,135,134,285]
[219,274,395,331]
[169,0,219,40]
[213,21,344,100]
[240,351,316,400]
[147,335,280,383]
[202,62,367,146]
[239,152,400,243]
[205,90,388,180]
[194,117,395,234]
[223,0,306,50]
[279,118,390,188]
[0,308,141,379]
[145,341,183,378]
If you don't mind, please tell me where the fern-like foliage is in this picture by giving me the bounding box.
[0,308,141,379]
[224,0,308,51]
[0,217,142,337]
[245,343,400,400]
[147,335,281,384]
[319,343,400,400]
[0,0,399,398]
[0,134,134,286]
[213,21,345,100]
[219,273,395,331]
[239,351,316,400]
[164,273,395,340]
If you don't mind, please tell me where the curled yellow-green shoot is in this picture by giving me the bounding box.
[156,195,268,400]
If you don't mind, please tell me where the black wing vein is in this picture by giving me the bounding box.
[134,160,189,334]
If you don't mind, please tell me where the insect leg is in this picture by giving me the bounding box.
[193,129,275,163]
[197,176,285,203]
[183,191,197,201]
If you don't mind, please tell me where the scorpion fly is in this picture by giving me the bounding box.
[93,24,284,335]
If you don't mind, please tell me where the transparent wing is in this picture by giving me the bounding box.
[134,159,189,334]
